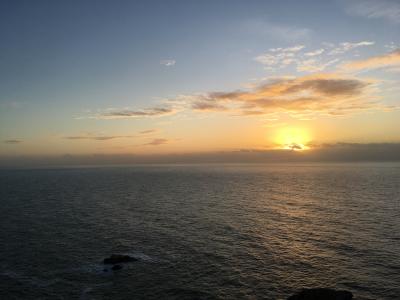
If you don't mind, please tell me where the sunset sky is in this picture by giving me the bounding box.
[1,0,399,162]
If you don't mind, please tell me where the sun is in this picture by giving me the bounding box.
[275,128,311,151]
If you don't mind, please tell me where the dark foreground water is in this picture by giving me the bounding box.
[1,163,399,300]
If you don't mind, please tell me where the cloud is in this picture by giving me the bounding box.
[238,110,266,116]
[3,143,400,167]
[281,77,368,96]
[342,49,400,70]
[139,129,158,135]
[297,58,339,72]
[64,134,134,141]
[191,99,229,111]
[255,45,305,70]
[344,0,400,23]
[3,139,22,144]
[254,44,346,72]
[143,138,169,146]
[269,45,306,52]
[304,49,325,57]
[255,41,375,72]
[190,74,380,117]
[90,48,393,122]
[160,59,176,66]
[286,143,305,150]
[98,106,178,119]
[328,41,375,55]
[385,42,399,51]
[307,142,400,161]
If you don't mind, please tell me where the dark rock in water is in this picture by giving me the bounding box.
[103,254,137,264]
[287,288,353,300]
[111,264,123,271]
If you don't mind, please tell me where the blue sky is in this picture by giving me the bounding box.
[1,0,399,158]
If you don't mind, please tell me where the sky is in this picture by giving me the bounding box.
[0,0,399,164]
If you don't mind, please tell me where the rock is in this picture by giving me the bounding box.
[103,254,137,264]
[287,288,353,300]
[111,264,123,271]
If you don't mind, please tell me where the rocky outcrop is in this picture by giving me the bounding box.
[287,288,353,300]
[103,254,137,264]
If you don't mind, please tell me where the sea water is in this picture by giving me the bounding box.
[1,163,399,299]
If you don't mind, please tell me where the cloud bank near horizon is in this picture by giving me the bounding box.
[1,143,400,167]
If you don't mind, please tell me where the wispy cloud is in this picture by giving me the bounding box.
[254,42,373,72]
[3,139,22,144]
[344,0,400,23]
[143,138,169,146]
[192,100,229,111]
[98,106,178,119]
[64,130,166,142]
[328,41,375,55]
[304,49,325,57]
[269,45,305,52]
[139,129,158,135]
[255,45,305,69]
[297,58,339,72]
[160,59,176,67]
[64,134,134,141]
[385,42,400,51]
[342,49,400,70]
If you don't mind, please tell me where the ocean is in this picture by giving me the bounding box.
[1,163,399,299]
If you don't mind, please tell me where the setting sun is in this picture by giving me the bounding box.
[275,128,311,151]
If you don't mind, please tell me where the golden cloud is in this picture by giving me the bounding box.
[342,49,400,70]
[94,72,390,121]
[192,74,383,117]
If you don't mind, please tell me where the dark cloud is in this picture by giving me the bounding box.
[287,143,304,150]
[192,101,228,111]
[309,142,400,161]
[282,78,369,96]
[208,91,246,100]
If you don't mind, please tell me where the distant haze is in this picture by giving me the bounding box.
[1,143,400,168]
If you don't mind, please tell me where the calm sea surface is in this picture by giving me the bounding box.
[1,163,399,299]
